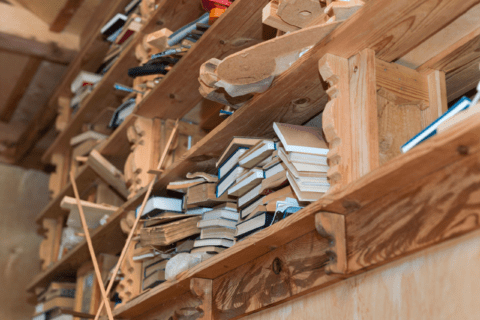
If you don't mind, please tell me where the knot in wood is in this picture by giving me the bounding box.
[272,257,282,274]
[457,145,469,156]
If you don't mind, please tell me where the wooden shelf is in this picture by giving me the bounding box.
[112,111,480,319]
[133,0,271,121]
[29,0,480,315]
[42,0,206,163]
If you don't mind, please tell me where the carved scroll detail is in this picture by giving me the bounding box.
[319,53,351,192]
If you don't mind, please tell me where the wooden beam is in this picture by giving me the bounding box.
[0,3,79,64]
[0,57,42,122]
[0,121,27,143]
[86,150,129,200]
[49,0,86,33]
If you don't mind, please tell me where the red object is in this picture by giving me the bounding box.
[202,0,231,11]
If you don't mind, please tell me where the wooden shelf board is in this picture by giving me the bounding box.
[113,114,480,318]
[42,0,206,163]
[134,0,271,121]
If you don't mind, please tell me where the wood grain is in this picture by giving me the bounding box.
[422,69,448,128]
[346,150,480,273]
[212,231,338,320]
[349,49,379,178]
[49,0,86,33]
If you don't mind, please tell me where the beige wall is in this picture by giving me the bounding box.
[0,164,49,320]
[244,229,480,320]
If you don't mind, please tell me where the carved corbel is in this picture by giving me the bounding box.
[315,212,347,274]
[318,53,352,192]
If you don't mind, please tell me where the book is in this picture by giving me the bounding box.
[143,269,166,290]
[37,296,75,314]
[200,227,236,240]
[262,186,295,206]
[142,256,169,279]
[101,13,128,37]
[216,166,246,197]
[193,238,234,248]
[136,196,183,218]
[259,170,288,196]
[401,96,472,153]
[212,202,237,211]
[37,283,76,303]
[273,122,328,155]
[264,162,285,179]
[132,248,173,262]
[109,98,136,129]
[278,148,327,178]
[167,177,206,193]
[190,246,226,254]
[237,184,263,209]
[125,0,141,14]
[70,130,107,147]
[176,239,195,253]
[286,173,330,192]
[71,71,102,93]
[202,208,239,221]
[287,172,326,202]
[240,197,265,219]
[238,140,276,168]
[241,204,268,221]
[69,85,92,110]
[142,213,201,228]
[285,150,328,165]
[262,153,280,170]
[197,218,237,230]
[187,182,233,207]
[228,168,264,197]
[139,216,201,246]
[236,212,275,238]
[218,147,249,179]
[216,137,264,168]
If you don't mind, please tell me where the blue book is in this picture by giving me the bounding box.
[216,165,246,197]
[217,147,249,179]
[401,97,471,153]
[235,212,275,240]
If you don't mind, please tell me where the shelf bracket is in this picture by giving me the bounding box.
[315,212,347,274]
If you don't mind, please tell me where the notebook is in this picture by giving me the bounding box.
[273,122,328,155]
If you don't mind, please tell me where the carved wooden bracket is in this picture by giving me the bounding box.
[315,211,347,274]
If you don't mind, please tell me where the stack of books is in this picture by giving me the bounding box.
[273,123,330,202]
[193,203,239,254]
[33,282,76,319]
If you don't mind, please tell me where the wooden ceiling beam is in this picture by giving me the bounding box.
[0,57,42,122]
[0,3,79,64]
[49,0,86,33]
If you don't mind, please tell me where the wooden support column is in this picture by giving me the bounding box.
[349,49,380,178]
[315,212,347,275]
[422,69,448,128]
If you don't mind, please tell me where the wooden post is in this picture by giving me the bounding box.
[349,48,380,178]
[422,69,448,128]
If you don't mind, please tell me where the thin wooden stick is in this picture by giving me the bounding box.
[69,171,115,320]
[94,119,180,320]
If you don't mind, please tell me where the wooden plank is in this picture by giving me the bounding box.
[346,149,480,273]
[134,0,269,120]
[445,55,480,102]
[349,49,379,178]
[0,57,42,122]
[49,0,86,33]
[212,231,338,320]
[397,3,480,69]
[375,58,430,104]
[422,69,448,128]
[42,0,205,163]
[0,3,79,64]
[0,121,27,143]
[86,150,129,199]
